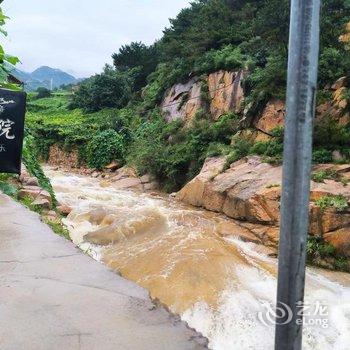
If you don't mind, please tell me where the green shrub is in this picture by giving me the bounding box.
[194,45,245,74]
[318,48,349,87]
[313,119,350,157]
[70,65,133,112]
[314,194,349,212]
[311,169,347,184]
[206,142,231,157]
[45,220,71,240]
[312,149,333,163]
[0,181,17,197]
[127,112,239,191]
[86,129,125,169]
[307,235,349,272]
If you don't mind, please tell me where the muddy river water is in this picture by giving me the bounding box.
[46,167,350,350]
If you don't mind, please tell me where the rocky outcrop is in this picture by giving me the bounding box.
[161,78,203,123]
[208,70,245,120]
[161,70,245,124]
[177,156,350,257]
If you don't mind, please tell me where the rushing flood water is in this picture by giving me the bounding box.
[46,167,350,350]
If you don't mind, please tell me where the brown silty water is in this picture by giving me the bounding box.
[46,167,350,350]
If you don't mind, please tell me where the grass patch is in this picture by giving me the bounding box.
[312,168,348,185]
[19,196,44,215]
[0,181,18,197]
[44,220,71,241]
[307,235,349,272]
[314,194,349,212]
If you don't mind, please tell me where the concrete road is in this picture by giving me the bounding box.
[0,194,207,350]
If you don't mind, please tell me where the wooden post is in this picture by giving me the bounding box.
[275,0,321,349]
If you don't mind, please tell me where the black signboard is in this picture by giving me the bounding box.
[0,88,26,174]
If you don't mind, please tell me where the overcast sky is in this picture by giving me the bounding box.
[2,0,191,78]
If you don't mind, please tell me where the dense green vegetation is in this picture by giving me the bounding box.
[26,0,350,192]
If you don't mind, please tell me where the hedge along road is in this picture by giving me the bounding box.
[0,193,207,350]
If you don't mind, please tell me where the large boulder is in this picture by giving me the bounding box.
[177,156,350,253]
[178,156,282,225]
[108,166,158,192]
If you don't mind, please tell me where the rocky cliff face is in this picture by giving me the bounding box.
[177,156,350,261]
[161,71,349,141]
[161,70,245,124]
[161,78,203,123]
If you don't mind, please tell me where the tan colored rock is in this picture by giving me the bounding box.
[22,177,39,187]
[112,166,138,181]
[57,205,72,216]
[208,70,245,120]
[144,182,159,191]
[179,156,283,224]
[140,174,152,184]
[18,186,52,203]
[324,227,350,258]
[32,198,51,210]
[331,76,347,90]
[161,70,245,123]
[177,157,227,207]
[254,99,285,134]
[105,161,120,171]
[178,155,350,252]
[112,177,143,191]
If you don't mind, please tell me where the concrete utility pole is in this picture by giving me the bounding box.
[275,0,321,349]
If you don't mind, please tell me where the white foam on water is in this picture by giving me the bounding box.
[183,240,350,350]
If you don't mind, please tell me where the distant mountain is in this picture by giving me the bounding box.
[31,66,77,88]
[8,65,80,91]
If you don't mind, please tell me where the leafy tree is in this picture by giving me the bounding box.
[36,87,51,99]
[86,129,125,169]
[70,65,133,112]
[112,42,159,91]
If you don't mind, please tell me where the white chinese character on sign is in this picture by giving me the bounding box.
[0,144,6,152]
[0,119,15,140]
[0,98,15,105]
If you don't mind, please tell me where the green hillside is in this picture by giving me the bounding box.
[27,0,350,191]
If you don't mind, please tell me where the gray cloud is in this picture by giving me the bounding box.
[2,0,190,78]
